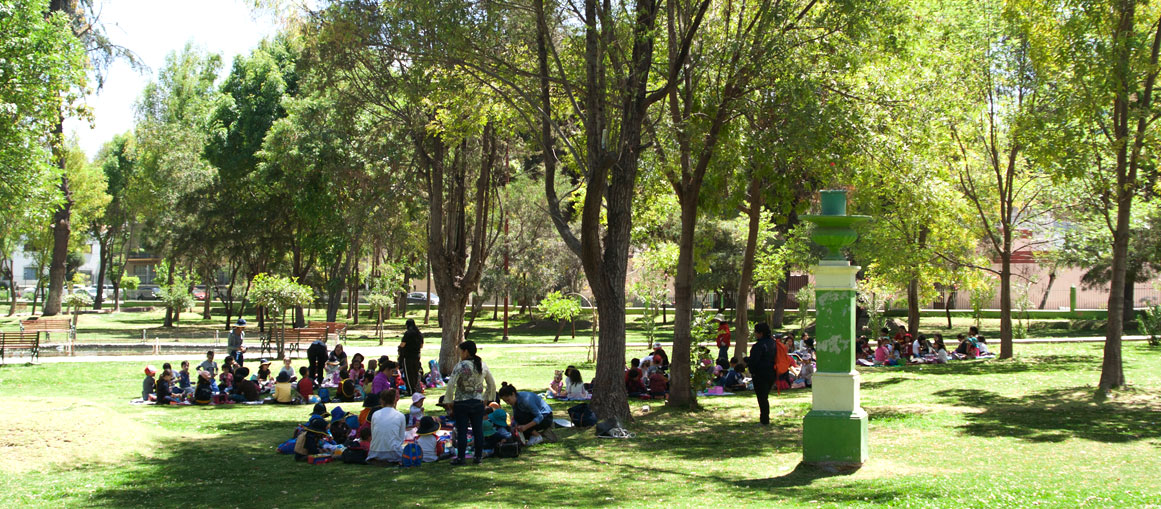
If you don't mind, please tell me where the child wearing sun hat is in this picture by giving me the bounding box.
[414,416,449,462]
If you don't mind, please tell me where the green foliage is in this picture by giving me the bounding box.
[250,273,313,315]
[0,0,86,208]
[968,277,998,330]
[61,290,92,309]
[538,291,582,323]
[1138,305,1161,348]
[796,282,815,334]
[120,276,140,291]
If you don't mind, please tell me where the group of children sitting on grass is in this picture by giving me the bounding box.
[856,325,996,367]
[281,385,549,466]
[138,349,432,406]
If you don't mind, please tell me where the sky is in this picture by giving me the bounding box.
[65,0,281,158]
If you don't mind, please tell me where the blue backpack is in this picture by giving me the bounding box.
[401,441,423,467]
[319,388,331,403]
[568,403,598,427]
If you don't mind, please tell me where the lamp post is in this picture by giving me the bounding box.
[800,189,870,468]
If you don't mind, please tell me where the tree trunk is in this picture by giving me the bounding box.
[43,118,70,317]
[1122,270,1136,327]
[93,236,111,310]
[163,259,175,328]
[201,272,212,320]
[945,289,956,329]
[669,195,698,408]
[999,253,1013,359]
[907,276,921,338]
[772,268,791,328]
[1038,269,1057,310]
[424,261,432,325]
[733,176,762,362]
[436,294,467,375]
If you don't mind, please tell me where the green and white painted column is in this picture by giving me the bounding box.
[801,190,869,467]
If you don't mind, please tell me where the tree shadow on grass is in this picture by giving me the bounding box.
[869,354,1103,377]
[862,377,908,390]
[87,415,626,508]
[736,463,945,503]
[934,386,1161,443]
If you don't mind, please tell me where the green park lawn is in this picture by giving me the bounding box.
[0,341,1159,508]
[0,305,1130,348]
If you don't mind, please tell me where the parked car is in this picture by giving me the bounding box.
[406,291,439,306]
[193,286,207,301]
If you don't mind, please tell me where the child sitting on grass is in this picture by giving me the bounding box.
[197,350,218,378]
[483,408,513,452]
[349,353,366,382]
[272,372,297,404]
[626,368,647,397]
[297,366,314,401]
[194,370,214,405]
[723,362,747,391]
[221,356,237,376]
[177,361,193,396]
[142,365,157,402]
[547,370,565,398]
[409,393,426,428]
[414,416,449,463]
[156,370,177,404]
[647,370,668,399]
[565,368,590,399]
[278,357,295,381]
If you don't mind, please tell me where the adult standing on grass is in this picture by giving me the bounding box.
[445,340,496,466]
[748,323,776,426]
[398,318,424,395]
[228,319,247,366]
[307,334,328,384]
[498,383,556,445]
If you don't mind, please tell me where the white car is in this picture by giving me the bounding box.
[407,292,439,306]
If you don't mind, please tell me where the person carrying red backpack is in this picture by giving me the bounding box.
[774,334,798,392]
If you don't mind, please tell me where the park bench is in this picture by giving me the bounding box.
[260,327,328,358]
[0,331,41,364]
[307,321,348,343]
[20,318,75,354]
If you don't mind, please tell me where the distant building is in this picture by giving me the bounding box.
[7,238,103,289]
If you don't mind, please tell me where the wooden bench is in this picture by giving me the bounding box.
[0,331,41,364]
[307,321,348,342]
[21,318,75,353]
[260,328,328,358]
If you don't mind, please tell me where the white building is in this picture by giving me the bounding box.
[7,238,103,289]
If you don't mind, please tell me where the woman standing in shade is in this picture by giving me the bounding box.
[444,340,496,465]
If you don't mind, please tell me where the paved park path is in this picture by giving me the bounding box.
[10,335,1152,364]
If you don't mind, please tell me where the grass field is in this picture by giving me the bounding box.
[0,305,1132,347]
[0,340,1159,508]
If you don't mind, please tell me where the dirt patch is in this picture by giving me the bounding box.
[0,398,160,473]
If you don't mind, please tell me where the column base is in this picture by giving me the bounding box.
[802,408,868,466]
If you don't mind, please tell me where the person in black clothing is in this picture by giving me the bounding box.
[398,319,424,395]
[748,322,777,425]
[307,336,329,384]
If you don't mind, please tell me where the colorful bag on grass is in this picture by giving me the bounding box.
[401,442,423,467]
[277,438,297,454]
[319,388,331,403]
[306,455,333,465]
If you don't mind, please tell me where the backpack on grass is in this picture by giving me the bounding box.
[568,403,598,427]
[401,441,423,467]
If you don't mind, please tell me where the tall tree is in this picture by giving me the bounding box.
[130,45,222,327]
[43,0,140,316]
[1018,0,1161,390]
[0,0,84,314]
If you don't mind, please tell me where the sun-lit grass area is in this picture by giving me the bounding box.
[0,306,1128,347]
[0,340,1158,508]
